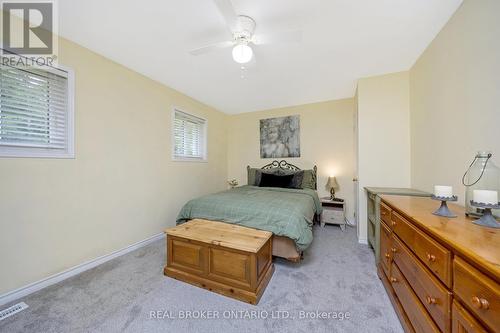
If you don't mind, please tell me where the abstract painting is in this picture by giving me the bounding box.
[260,115,300,158]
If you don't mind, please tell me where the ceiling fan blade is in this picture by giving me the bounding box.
[252,30,302,45]
[213,0,238,32]
[189,40,234,56]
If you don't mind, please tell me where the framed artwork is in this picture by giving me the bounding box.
[260,115,300,158]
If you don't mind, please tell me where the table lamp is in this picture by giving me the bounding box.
[327,176,339,200]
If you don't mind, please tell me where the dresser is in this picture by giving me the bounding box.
[378,195,499,333]
[365,187,430,263]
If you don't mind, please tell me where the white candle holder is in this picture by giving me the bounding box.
[470,201,500,229]
[431,195,458,218]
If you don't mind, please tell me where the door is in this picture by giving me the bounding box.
[353,95,359,228]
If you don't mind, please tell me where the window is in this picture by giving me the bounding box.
[0,58,74,158]
[172,109,207,161]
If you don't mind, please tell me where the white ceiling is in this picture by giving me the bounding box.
[58,0,462,114]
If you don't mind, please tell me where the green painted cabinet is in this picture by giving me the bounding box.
[364,187,430,263]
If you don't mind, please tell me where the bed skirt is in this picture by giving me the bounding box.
[272,235,301,262]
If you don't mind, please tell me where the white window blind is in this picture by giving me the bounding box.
[173,109,206,161]
[0,60,73,158]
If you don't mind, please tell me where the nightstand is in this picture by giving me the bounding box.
[320,197,346,231]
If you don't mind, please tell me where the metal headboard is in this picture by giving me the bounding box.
[247,160,317,190]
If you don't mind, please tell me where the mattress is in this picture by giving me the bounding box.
[176,185,322,251]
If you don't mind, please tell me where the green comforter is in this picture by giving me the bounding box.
[176,186,322,251]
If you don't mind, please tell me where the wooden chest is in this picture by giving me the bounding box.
[164,219,274,305]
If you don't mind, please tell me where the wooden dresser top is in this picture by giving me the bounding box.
[380,195,500,283]
[165,219,272,253]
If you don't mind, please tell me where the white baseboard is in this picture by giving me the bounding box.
[358,237,368,245]
[0,232,165,307]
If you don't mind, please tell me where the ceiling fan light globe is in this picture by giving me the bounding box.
[232,44,253,64]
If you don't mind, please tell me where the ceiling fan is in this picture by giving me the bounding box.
[189,0,302,64]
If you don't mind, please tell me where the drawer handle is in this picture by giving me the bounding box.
[471,296,490,310]
[384,253,390,259]
[390,277,398,283]
[381,211,386,215]
[391,247,397,253]
[391,221,396,227]
[426,253,436,262]
[426,296,437,305]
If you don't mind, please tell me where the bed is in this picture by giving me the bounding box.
[176,160,322,261]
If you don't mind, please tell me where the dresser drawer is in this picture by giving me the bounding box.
[392,235,452,332]
[321,209,344,224]
[390,263,441,333]
[452,301,488,333]
[392,211,452,287]
[380,220,392,278]
[380,202,392,227]
[454,257,500,332]
[378,264,416,333]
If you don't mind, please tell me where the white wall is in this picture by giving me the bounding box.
[4,0,498,298]
[354,0,500,243]
[356,72,412,242]
[227,99,356,221]
[410,0,500,201]
[0,36,228,296]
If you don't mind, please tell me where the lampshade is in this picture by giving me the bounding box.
[327,176,339,189]
[232,43,253,64]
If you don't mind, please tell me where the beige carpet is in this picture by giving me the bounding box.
[0,225,403,333]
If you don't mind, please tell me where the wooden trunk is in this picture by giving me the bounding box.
[164,219,274,305]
